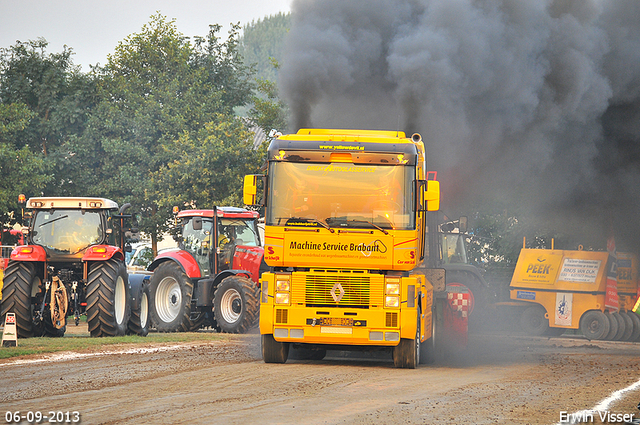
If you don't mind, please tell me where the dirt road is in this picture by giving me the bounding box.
[1,330,639,425]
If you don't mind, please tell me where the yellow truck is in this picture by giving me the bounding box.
[509,247,640,341]
[244,129,466,368]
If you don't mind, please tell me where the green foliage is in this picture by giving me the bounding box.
[60,14,259,243]
[249,77,289,137]
[153,114,261,210]
[0,13,280,247]
[240,13,290,82]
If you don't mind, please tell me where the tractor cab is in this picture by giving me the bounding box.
[176,207,261,279]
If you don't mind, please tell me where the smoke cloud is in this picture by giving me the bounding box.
[279,0,640,252]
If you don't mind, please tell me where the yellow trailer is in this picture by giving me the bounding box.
[509,248,640,341]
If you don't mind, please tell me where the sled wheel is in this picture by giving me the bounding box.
[520,305,549,336]
[579,310,610,340]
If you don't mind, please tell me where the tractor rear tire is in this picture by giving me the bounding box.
[520,305,549,336]
[148,261,193,332]
[86,260,131,337]
[213,276,259,334]
[262,333,289,363]
[128,283,149,336]
[0,262,38,338]
[580,310,610,340]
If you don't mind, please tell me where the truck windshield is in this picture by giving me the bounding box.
[32,209,104,254]
[266,162,415,230]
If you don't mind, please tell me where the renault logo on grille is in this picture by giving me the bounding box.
[331,283,345,303]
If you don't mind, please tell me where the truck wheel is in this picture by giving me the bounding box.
[128,283,149,336]
[213,276,259,334]
[393,313,419,369]
[148,261,193,332]
[262,333,289,363]
[626,312,640,342]
[86,260,131,337]
[419,307,437,364]
[0,262,39,338]
[520,305,549,336]
[604,312,618,340]
[579,310,610,340]
[612,312,626,341]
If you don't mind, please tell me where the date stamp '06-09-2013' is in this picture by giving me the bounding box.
[4,411,80,424]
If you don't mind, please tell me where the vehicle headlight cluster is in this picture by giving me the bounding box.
[385,279,400,308]
[275,275,290,305]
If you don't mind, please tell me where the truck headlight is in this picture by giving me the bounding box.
[385,282,400,295]
[276,279,290,291]
[385,295,399,308]
[275,292,290,304]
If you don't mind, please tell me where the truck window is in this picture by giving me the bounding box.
[266,162,415,230]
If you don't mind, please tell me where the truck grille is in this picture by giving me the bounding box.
[291,271,384,308]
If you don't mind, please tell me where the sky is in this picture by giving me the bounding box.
[0,0,291,70]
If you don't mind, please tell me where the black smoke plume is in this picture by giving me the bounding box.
[279,0,640,253]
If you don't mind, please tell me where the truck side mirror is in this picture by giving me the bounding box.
[243,174,264,206]
[425,180,440,212]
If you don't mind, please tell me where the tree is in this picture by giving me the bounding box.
[240,13,290,82]
[64,14,257,253]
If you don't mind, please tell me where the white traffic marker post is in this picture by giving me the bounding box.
[1,312,18,347]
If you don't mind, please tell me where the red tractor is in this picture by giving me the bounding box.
[147,207,265,333]
[0,197,149,338]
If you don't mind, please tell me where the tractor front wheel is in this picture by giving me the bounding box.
[148,261,193,332]
[213,276,259,333]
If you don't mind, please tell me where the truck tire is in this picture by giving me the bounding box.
[520,305,549,336]
[580,310,610,340]
[148,261,193,332]
[393,313,419,369]
[0,262,38,338]
[86,260,131,337]
[213,276,259,334]
[128,283,149,336]
[262,333,289,363]
[626,311,640,342]
[604,312,618,340]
